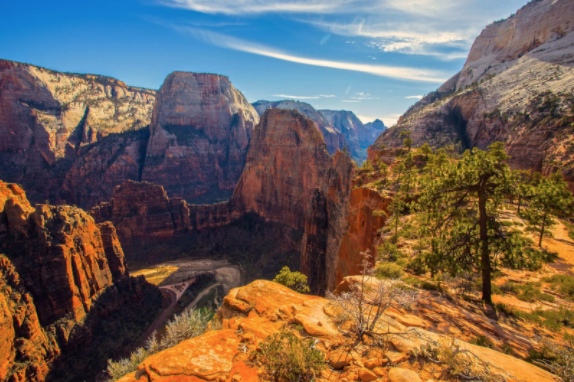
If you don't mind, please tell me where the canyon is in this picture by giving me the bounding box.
[369,0,574,186]
[91,108,384,294]
[0,181,163,381]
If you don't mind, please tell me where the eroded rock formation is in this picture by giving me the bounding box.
[116,279,555,382]
[251,100,348,157]
[0,180,156,381]
[320,109,377,162]
[0,59,155,208]
[142,72,259,203]
[369,0,574,185]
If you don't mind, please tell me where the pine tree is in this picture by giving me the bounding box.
[417,142,522,304]
[521,173,574,247]
[400,131,413,152]
[419,142,432,160]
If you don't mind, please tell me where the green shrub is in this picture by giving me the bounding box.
[406,257,427,275]
[544,274,574,301]
[273,266,310,294]
[515,283,555,303]
[106,309,210,381]
[375,262,404,279]
[253,330,325,381]
[469,335,494,349]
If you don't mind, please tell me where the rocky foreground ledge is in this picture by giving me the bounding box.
[117,279,554,382]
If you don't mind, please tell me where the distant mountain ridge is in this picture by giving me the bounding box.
[252,100,384,163]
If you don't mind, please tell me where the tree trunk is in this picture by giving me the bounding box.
[478,193,492,305]
[539,214,546,247]
[517,195,521,213]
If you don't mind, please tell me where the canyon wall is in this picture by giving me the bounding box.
[0,61,261,209]
[0,59,155,208]
[369,0,574,184]
[142,72,259,203]
[92,109,385,295]
[0,180,154,381]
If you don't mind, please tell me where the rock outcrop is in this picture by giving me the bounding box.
[142,72,259,203]
[0,180,159,381]
[0,59,156,208]
[252,100,348,157]
[369,0,574,185]
[336,187,389,286]
[0,255,59,382]
[92,109,369,294]
[231,108,333,229]
[116,279,555,382]
[0,61,262,209]
[0,181,128,327]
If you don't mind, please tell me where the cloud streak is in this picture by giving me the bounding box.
[406,95,424,99]
[160,0,362,15]
[178,27,447,83]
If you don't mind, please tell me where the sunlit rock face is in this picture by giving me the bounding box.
[115,279,556,382]
[0,59,156,208]
[251,100,349,157]
[0,180,140,381]
[369,0,574,187]
[142,72,260,203]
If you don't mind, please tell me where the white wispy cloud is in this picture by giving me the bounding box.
[176,27,447,83]
[406,95,424,99]
[341,100,360,103]
[159,0,363,15]
[352,92,379,100]
[320,94,335,98]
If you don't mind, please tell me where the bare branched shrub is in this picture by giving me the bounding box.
[533,339,574,382]
[414,333,516,382]
[327,251,419,344]
[106,309,210,381]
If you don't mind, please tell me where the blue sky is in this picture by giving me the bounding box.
[1,0,528,126]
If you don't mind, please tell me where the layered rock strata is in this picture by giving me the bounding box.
[142,72,259,203]
[369,0,574,184]
[0,61,262,209]
[0,180,152,381]
[0,59,155,208]
[93,109,372,294]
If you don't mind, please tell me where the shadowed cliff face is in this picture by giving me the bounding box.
[369,0,574,186]
[232,108,332,229]
[0,62,261,209]
[142,72,260,203]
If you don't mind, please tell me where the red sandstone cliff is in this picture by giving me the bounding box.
[251,100,348,157]
[0,180,137,380]
[142,72,259,203]
[92,109,383,295]
[0,59,156,208]
[369,0,574,184]
[231,108,332,229]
